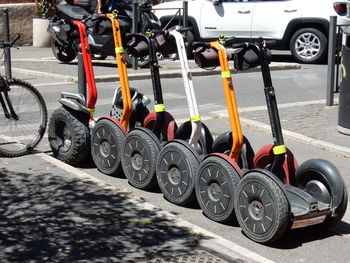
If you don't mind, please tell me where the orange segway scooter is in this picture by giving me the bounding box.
[90,12,150,175]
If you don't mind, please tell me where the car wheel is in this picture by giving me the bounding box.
[290,28,327,64]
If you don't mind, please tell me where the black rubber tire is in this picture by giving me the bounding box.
[234,171,290,244]
[121,128,161,189]
[124,48,150,68]
[157,140,200,205]
[295,159,347,226]
[195,155,241,223]
[48,106,90,165]
[212,132,255,169]
[91,118,125,176]
[51,38,77,63]
[175,121,213,155]
[289,28,327,64]
[0,79,47,157]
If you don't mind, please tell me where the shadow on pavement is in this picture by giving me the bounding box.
[0,168,205,262]
[264,220,350,250]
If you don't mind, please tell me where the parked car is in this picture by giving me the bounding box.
[153,0,350,63]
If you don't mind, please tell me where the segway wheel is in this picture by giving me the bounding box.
[156,140,200,205]
[91,118,126,176]
[143,111,177,142]
[212,132,255,169]
[121,128,161,189]
[48,106,90,165]
[295,159,348,227]
[253,144,298,184]
[234,171,289,244]
[195,154,242,223]
[175,121,214,155]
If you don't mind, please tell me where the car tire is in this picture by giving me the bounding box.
[290,28,327,64]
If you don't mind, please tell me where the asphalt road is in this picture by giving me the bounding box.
[4,49,350,263]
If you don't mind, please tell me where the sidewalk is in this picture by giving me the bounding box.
[0,153,270,263]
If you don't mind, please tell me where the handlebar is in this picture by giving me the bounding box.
[0,34,20,48]
[192,41,210,49]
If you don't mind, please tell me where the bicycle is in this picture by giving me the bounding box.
[0,35,47,157]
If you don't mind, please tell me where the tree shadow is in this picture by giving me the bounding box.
[0,167,207,262]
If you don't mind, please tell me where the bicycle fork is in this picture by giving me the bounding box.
[0,83,18,120]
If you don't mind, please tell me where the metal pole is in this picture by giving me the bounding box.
[77,52,87,102]
[3,8,12,79]
[326,16,337,106]
[132,1,138,70]
[182,1,188,28]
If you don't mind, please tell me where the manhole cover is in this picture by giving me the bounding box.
[141,249,236,263]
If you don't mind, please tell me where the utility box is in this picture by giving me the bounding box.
[338,29,350,135]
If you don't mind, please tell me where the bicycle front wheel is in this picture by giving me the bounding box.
[0,79,47,157]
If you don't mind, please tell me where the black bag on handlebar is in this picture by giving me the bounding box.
[194,47,232,68]
[155,34,177,56]
[232,47,271,71]
[233,48,260,71]
[127,38,149,57]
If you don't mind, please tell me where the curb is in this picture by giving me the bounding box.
[210,111,350,158]
[9,62,300,83]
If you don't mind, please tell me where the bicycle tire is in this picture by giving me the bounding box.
[0,78,47,157]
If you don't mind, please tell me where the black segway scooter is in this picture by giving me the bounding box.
[120,31,177,190]
[230,39,347,244]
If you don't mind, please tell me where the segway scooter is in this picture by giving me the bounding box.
[48,14,98,165]
[48,9,148,166]
[90,12,150,175]
[192,37,254,223]
[229,39,347,244]
[155,27,214,205]
[120,31,177,189]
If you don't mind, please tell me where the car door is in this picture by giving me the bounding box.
[199,0,256,39]
[251,0,301,39]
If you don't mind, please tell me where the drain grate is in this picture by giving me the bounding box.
[141,249,234,263]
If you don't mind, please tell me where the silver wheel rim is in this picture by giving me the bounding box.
[295,32,321,60]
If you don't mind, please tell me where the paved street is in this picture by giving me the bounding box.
[1,46,350,262]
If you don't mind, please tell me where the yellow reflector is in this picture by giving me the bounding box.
[190,115,201,122]
[273,145,287,155]
[115,47,124,54]
[221,71,231,78]
[154,104,165,112]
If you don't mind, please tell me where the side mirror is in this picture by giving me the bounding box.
[213,0,222,5]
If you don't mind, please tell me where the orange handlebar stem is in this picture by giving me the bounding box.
[209,41,243,162]
[107,13,132,129]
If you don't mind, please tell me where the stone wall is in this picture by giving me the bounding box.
[0,3,37,45]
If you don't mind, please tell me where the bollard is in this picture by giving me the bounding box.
[132,1,138,70]
[326,16,337,106]
[182,1,188,28]
[2,8,12,79]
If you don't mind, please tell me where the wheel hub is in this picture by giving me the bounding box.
[208,182,222,201]
[296,33,319,59]
[131,152,143,170]
[100,140,111,157]
[248,200,264,221]
[63,125,71,147]
[168,167,181,185]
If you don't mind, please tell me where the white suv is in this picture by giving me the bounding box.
[153,0,350,63]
